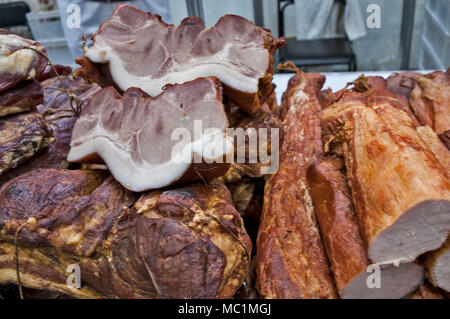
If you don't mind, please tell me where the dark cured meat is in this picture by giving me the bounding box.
[0,76,100,186]
[0,34,47,93]
[0,169,251,299]
[36,65,72,82]
[0,80,43,117]
[386,71,420,100]
[0,112,52,177]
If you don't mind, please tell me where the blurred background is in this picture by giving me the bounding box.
[0,0,448,72]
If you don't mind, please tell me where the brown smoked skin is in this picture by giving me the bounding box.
[321,85,450,264]
[306,158,369,294]
[256,71,337,299]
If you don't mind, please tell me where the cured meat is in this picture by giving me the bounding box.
[410,70,450,148]
[0,112,52,177]
[0,34,47,93]
[74,4,283,114]
[307,158,424,299]
[227,178,264,244]
[0,76,100,185]
[36,65,72,82]
[424,238,450,292]
[321,85,450,265]
[256,71,337,299]
[0,80,43,117]
[405,282,445,299]
[416,125,450,172]
[352,75,420,126]
[68,77,233,192]
[386,71,420,100]
[221,104,283,183]
[0,169,251,299]
[131,180,252,298]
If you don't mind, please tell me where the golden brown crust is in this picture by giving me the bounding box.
[322,81,450,264]
[255,71,337,299]
[410,70,450,142]
[307,158,369,294]
[416,125,450,172]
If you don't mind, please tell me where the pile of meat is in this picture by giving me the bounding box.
[0,4,449,299]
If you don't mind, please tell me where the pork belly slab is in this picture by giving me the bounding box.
[322,86,450,265]
[256,71,337,299]
[0,34,47,93]
[307,158,424,299]
[0,169,251,298]
[68,77,233,192]
[74,4,282,114]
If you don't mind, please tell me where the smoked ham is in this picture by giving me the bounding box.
[68,77,233,192]
[74,4,283,114]
[424,238,450,292]
[307,158,424,299]
[416,125,450,172]
[256,71,337,299]
[0,112,52,177]
[0,34,47,93]
[386,71,419,100]
[0,169,251,298]
[322,85,450,265]
[410,70,450,148]
[0,80,43,117]
[0,76,100,185]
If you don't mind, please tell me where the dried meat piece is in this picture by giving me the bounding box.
[255,71,337,299]
[0,34,47,93]
[322,85,450,265]
[221,105,283,183]
[0,80,43,117]
[424,238,450,292]
[307,158,423,299]
[0,112,52,177]
[0,76,100,185]
[410,70,450,148]
[0,169,251,299]
[386,71,420,100]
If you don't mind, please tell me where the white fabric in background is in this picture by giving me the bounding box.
[56,0,172,59]
[294,0,366,41]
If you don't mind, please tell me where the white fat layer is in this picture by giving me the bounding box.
[0,35,38,76]
[68,132,233,192]
[85,41,262,95]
